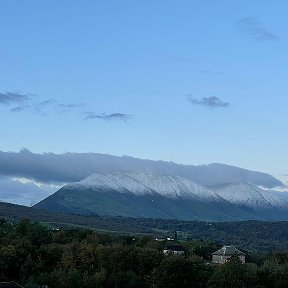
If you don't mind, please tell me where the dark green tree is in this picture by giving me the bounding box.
[209,256,258,288]
[154,255,208,288]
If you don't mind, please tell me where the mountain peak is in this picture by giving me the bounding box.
[35,171,288,221]
[67,171,221,201]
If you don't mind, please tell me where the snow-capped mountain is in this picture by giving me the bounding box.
[71,172,224,201]
[211,183,288,210]
[34,171,288,221]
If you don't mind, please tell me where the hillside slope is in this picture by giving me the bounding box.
[35,172,288,221]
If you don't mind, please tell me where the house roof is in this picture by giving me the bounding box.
[212,245,245,256]
[164,245,185,252]
[0,282,23,288]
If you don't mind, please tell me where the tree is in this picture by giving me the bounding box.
[209,256,258,288]
[154,255,208,288]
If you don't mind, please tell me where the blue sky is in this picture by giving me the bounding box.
[0,0,287,175]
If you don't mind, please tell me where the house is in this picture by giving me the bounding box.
[212,245,246,264]
[163,245,185,255]
[0,282,24,288]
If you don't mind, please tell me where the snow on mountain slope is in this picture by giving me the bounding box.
[66,171,224,202]
[211,183,288,209]
[267,190,288,202]
[35,171,288,221]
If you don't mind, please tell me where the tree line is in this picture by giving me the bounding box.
[1,219,288,287]
[2,201,288,251]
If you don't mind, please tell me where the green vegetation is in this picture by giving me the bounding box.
[2,202,288,251]
[1,219,288,287]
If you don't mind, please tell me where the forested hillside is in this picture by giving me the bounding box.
[1,219,288,288]
[1,201,288,251]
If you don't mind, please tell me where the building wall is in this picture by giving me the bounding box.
[212,255,245,264]
[212,255,226,264]
[239,255,245,263]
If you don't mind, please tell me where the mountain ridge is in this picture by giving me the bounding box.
[34,171,288,221]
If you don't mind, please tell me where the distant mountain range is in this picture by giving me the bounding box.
[0,151,285,207]
[1,151,287,220]
[0,149,286,206]
[35,171,288,221]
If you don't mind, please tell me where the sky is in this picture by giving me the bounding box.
[0,0,287,176]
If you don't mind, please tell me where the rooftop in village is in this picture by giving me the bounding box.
[212,245,246,256]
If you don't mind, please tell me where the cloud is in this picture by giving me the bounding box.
[38,99,56,107]
[3,91,127,122]
[84,112,130,121]
[238,17,279,41]
[33,99,56,115]
[5,93,56,114]
[10,105,30,112]
[0,149,139,184]
[0,175,55,206]
[55,103,83,113]
[187,96,230,108]
[8,96,81,115]
[0,149,282,188]
[0,92,29,105]
[201,70,225,76]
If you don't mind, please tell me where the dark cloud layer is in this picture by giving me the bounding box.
[187,96,230,108]
[0,176,54,206]
[0,92,29,105]
[84,112,130,121]
[238,17,279,41]
[0,149,282,188]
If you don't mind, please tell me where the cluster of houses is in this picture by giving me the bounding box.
[163,244,246,264]
[158,231,246,264]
